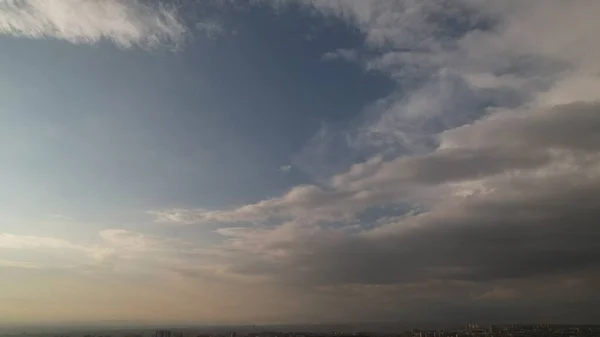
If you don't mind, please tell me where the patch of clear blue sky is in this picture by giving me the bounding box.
[0,2,393,229]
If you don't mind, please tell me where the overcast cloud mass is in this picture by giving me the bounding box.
[1,0,600,326]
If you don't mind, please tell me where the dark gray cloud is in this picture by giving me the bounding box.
[225,178,600,285]
[336,102,600,191]
[208,100,600,322]
[443,101,600,153]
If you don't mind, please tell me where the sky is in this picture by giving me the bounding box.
[1,0,600,326]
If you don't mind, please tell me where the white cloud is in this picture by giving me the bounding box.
[0,0,187,48]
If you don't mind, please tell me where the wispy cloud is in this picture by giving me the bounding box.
[0,259,39,269]
[0,232,113,262]
[0,0,187,48]
[0,232,85,250]
[321,48,358,62]
[195,19,224,38]
[0,228,218,280]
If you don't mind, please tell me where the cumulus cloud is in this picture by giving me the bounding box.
[0,0,186,48]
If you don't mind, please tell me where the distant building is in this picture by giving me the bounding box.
[156,330,172,337]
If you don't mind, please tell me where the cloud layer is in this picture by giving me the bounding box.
[148,0,600,322]
[2,0,600,324]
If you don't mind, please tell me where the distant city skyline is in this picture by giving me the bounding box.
[1,324,599,337]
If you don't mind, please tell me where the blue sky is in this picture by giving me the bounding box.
[1,1,391,223]
[1,0,600,325]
